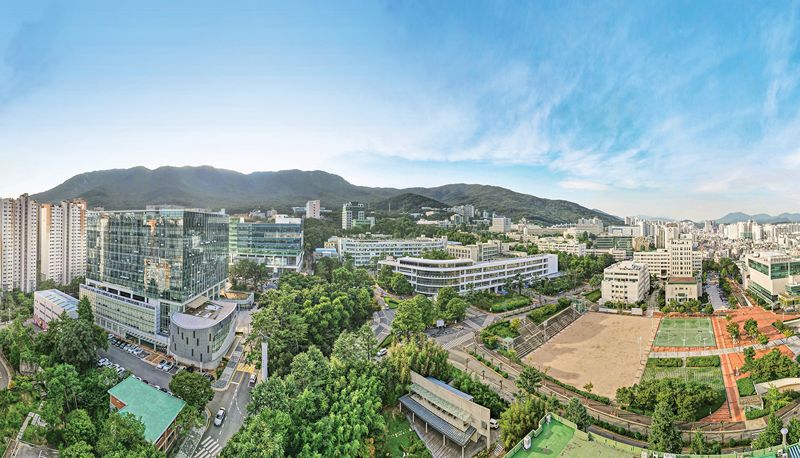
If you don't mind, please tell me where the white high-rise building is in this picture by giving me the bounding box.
[0,194,39,293]
[39,199,88,285]
[305,200,321,219]
[601,261,650,304]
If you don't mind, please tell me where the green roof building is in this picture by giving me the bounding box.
[108,376,186,452]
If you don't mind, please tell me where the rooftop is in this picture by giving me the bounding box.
[108,376,185,443]
[171,299,236,330]
[667,276,699,284]
[34,290,79,312]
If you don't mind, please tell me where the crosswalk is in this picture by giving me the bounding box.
[194,436,222,458]
[443,331,474,350]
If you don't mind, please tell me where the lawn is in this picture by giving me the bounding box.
[641,359,725,392]
[384,296,401,309]
[654,317,715,347]
[583,289,602,303]
[382,409,428,457]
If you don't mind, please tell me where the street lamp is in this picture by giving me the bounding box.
[781,427,788,450]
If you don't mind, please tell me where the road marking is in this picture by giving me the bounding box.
[195,436,222,458]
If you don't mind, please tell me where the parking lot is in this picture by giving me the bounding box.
[99,336,178,389]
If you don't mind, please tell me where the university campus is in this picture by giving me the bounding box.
[3,2,800,457]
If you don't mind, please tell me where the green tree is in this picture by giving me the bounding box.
[220,409,290,458]
[169,370,213,411]
[392,297,427,338]
[40,363,81,426]
[565,397,591,431]
[443,297,469,323]
[787,417,800,444]
[690,431,720,455]
[517,366,543,396]
[95,412,162,457]
[64,409,96,447]
[726,321,741,342]
[752,413,783,449]
[744,318,759,337]
[436,287,459,312]
[389,273,414,295]
[648,399,682,453]
[76,297,93,322]
[499,396,544,448]
[331,325,378,367]
[61,441,94,458]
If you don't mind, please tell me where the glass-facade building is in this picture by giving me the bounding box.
[228,218,303,273]
[80,209,229,351]
[746,252,800,309]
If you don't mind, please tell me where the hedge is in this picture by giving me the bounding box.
[469,350,509,378]
[650,358,683,367]
[737,377,756,397]
[686,355,721,367]
[745,408,769,420]
[528,301,570,324]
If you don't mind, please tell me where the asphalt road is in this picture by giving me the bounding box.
[195,370,253,458]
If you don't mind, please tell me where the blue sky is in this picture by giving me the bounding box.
[1,1,800,220]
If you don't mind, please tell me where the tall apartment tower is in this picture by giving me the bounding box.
[341,202,365,230]
[39,199,88,285]
[0,194,39,293]
[305,200,321,219]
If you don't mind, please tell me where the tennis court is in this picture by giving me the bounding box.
[654,318,715,347]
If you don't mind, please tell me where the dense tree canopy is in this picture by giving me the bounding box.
[250,267,374,375]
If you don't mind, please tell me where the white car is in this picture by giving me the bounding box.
[157,360,167,370]
[377,348,388,357]
[162,362,174,372]
[214,408,226,427]
[489,419,499,429]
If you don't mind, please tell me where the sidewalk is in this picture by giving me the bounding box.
[213,342,244,391]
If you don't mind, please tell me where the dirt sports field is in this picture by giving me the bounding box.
[523,312,659,399]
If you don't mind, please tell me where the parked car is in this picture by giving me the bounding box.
[249,374,257,387]
[214,408,226,427]
[377,348,388,357]
[162,362,174,372]
[489,419,499,429]
[157,360,167,370]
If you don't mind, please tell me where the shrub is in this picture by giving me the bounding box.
[651,358,683,367]
[527,300,570,324]
[745,408,769,420]
[686,355,720,367]
[737,377,756,396]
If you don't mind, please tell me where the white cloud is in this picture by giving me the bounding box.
[558,180,608,191]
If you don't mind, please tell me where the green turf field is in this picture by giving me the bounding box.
[654,318,715,347]
[641,359,725,392]
[509,420,574,457]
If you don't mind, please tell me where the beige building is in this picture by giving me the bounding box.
[305,200,321,219]
[446,240,502,262]
[746,252,800,307]
[0,194,39,293]
[601,261,650,304]
[39,199,88,285]
[400,371,492,457]
[490,216,511,233]
[633,237,701,303]
[535,237,587,256]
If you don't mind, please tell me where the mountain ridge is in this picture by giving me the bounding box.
[716,212,800,224]
[30,166,623,225]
